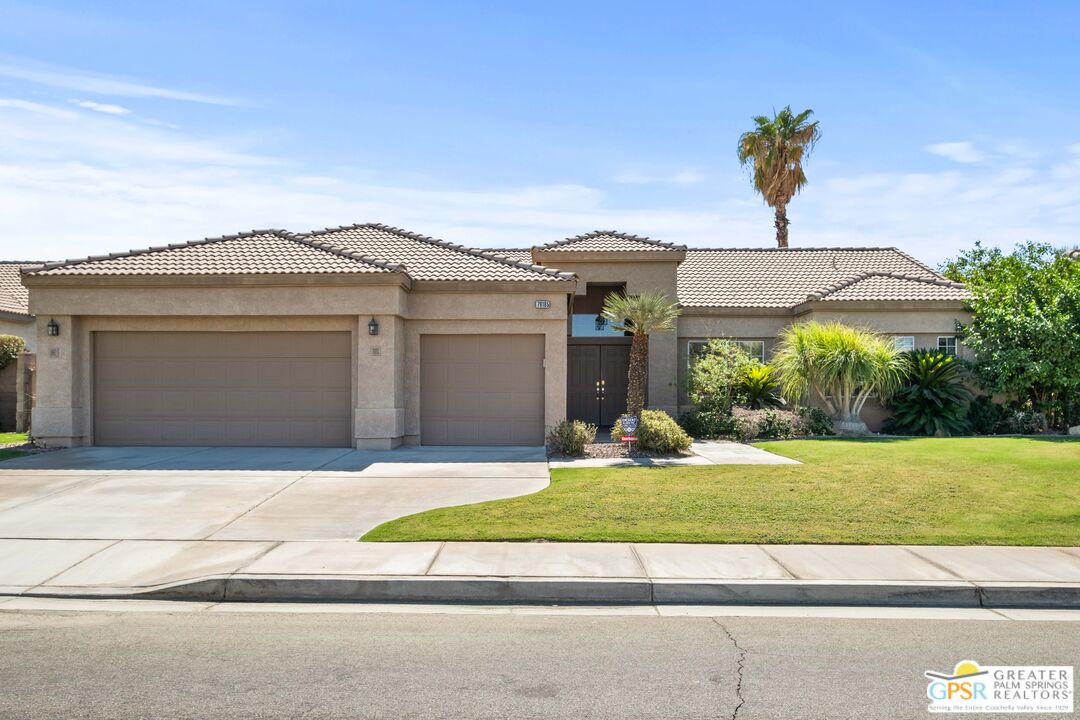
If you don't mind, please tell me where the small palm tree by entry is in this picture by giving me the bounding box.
[738,106,821,248]
[601,290,681,416]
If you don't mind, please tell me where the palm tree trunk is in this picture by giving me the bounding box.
[626,332,649,416]
[774,204,789,248]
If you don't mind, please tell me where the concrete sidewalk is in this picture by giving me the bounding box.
[4,539,1078,609]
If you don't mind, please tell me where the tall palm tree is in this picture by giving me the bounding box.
[738,106,821,248]
[601,290,681,416]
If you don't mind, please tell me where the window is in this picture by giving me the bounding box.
[894,336,915,352]
[937,336,957,355]
[571,313,624,337]
[688,339,766,364]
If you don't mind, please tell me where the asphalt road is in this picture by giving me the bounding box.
[0,608,1076,719]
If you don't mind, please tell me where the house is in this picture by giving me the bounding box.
[20,225,970,448]
[0,262,42,352]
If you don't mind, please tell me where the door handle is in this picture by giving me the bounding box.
[596,379,606,400]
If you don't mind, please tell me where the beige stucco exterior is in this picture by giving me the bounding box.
[25,275,573,448]
[24,243,972,446]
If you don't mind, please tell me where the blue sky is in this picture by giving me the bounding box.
[1,1,1078,263]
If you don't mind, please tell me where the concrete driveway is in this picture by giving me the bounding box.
[0,446,549,542]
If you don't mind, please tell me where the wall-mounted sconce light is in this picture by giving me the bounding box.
[368,317,380,336]
[46,318,60,337]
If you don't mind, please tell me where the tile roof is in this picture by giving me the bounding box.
[306,224,573,281]
[0,262,42,317]
[1069,248,1079,261]
[25,231,402,277]
[480,249,534,263]
[809,273,971,302]
[538,230,687,253]
[677,247,959,308]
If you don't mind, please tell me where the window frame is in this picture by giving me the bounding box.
[894,336,915,352]
[937,335,957,355]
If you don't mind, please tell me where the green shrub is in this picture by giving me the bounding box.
[546,420,597,455]
[0,335,26,370]
[797,406,834,436]
[730,407,799,442]
[739,364,783,409]
[1003,403,1048,434]
[615,410,692,454]
[687,339,755,413]
[885,350,972,436]
[678,410,737,440]
[967,395,1005,435]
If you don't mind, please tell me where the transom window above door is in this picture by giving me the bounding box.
[571,282,629,337]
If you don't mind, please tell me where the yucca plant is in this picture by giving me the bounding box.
[740,364,783,409]
[885,350,972,436]
[771,321,906,434]
[601,290,681,416]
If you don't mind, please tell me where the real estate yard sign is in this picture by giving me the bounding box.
[619,414,639,443]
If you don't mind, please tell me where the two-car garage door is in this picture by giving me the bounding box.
[94,332,352,447]
[93,331,546,447]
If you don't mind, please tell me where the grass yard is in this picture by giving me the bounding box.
[363,437,1080,545]
[0,432,28,445]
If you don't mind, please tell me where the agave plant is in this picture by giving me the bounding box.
[740,364,783,409]
[886,350,972,436]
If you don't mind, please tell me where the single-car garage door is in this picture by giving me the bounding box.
[420,334,545,445]
[94,331,351,447]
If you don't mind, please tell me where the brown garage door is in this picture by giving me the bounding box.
[420,334,545,445]
[94,331,351,447]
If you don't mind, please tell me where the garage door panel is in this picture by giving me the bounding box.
[420,334,544,446]
[94,331,351,447]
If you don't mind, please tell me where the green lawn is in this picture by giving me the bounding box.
[0,450,28,462]
[0,432,27,445]
[362,438,1080,545]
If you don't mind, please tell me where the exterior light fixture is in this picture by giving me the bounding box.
[368,317,380,336]
[594,313,607,332]
[46,318,60,337]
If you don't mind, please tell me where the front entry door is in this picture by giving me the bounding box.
[567,344,631,426]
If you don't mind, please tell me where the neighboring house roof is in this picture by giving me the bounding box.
[24,231,402,277]
[305,224,573,282]
[538,230,687,253]
[482,248,534,263]
[807,273,971,302]
[1069,248,1079,261]
[677,247,957,308]
[24,225,573,283]
[0,261,42,318]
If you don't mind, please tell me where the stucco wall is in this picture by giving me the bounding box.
[26,280,572,448]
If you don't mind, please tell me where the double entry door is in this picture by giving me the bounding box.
[567,343,631,427]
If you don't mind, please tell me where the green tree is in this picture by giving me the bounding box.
[770,321,906,434]
[942,241,1080,429]
[601,290,681,416]
[686,339,756,413]
[737,106,821,248]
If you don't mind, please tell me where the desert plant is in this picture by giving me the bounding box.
[885,350,972,436]
[601,291,681,416]
[0,334,26,370]
[770,321,906,434]
[546,420,597,456]
[739,364,783,409]
[737,106,821,248]
[729,407,800,442]
[687,339,755,413]
[614,409,691,454]
[797,406,835,436]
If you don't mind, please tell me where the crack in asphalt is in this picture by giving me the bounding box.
[713,618,746,720]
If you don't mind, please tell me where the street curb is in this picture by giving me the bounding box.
[12,575,1080,608]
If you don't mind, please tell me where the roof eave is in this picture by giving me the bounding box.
[793,298,971,314]
[20,272,413,291]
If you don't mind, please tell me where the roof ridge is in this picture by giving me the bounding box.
[21,229,296,275]
[538,230,687,251]
[289,233,405,274]
[307,223,575,280]
[686,246,907,252]
[806,271,968,301]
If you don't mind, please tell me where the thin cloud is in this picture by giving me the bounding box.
[69,99,131,115]
[925,141,985,163]
[0,59,241,106]
[614,168,706,185]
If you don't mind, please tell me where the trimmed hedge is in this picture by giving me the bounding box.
[614,409,692,454]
